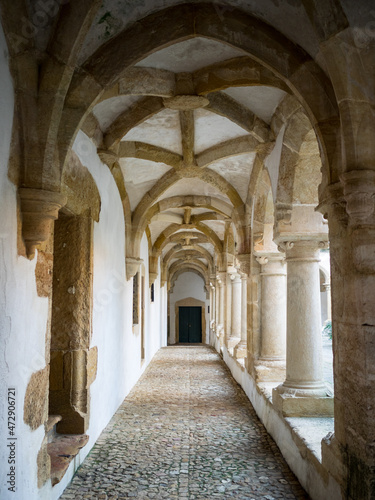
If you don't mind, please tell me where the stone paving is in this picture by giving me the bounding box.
[60,346,308,499]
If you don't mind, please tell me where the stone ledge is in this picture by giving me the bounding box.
[47,434,89,486]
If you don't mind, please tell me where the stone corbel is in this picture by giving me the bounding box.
[19,188,67,260]
[149,255,159,285]
[341,170,375,226]
[126,256,143,281]
[316,181,348,228]
[149,272,158,285]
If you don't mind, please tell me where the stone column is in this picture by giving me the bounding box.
[254,254,286,381]
[224,272,232,346]
[210,283,216,332]
[234,272,248,359]
[273,239,333,417]
[227,272,241,349]
[218,275,225,346]
[215,277,220,337]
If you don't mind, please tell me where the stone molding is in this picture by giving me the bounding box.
[19,188,67,259]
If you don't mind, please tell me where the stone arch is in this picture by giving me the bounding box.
[274,95,323,211]
[164,244,213,271]
[58,2,339,192]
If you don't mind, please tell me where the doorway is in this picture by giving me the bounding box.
[179,306,202,343]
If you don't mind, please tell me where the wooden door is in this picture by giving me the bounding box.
[179,307,202,343]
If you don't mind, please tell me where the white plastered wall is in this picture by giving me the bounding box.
[169,272,209,344]
[0,22,52,500]
[0,38,166,493]
[52,132,167,499]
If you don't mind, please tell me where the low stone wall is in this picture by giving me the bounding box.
[211,334,341,500]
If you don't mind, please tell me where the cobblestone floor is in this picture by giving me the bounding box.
[60,346,308,499]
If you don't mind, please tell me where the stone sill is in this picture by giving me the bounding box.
[47,433,89,486]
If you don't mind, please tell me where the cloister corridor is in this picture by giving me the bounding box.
[60,346,308,500]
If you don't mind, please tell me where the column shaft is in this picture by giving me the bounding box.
[234,273,248,359]
[228,273,241,349]
[273,240,333,417]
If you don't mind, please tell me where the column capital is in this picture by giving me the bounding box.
[256,252,286,276]
[229,272,241,283]
[277,238,327,261]
[19,187,67,259]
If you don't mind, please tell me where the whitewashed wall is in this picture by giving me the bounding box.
[169,272,209,344]
[52,132,167,498]
[0,30,166,495]
[0,22,52,500]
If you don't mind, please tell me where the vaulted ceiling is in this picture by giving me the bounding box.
[6,0,364,278]
[91,36,289,283]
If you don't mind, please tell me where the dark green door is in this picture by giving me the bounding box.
[179,307,202,343]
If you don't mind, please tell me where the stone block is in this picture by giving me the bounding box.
[272,389,334,417]
[227,336,240,350]
[24,367,49,430]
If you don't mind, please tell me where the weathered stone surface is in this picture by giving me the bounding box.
[48,434,89,486]
[37,438,51,489]
[24,367,49,430]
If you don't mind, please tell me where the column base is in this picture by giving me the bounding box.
[273,384,334,417]
[233,341,247,359]
[254,359,286,383]
[227,336,240,350]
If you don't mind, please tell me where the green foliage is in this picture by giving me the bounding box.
[322,320,332,339]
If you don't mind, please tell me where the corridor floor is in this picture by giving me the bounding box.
[60,346,308,499]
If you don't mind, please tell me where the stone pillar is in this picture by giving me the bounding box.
[273,240,333,417]
[254,254,286,381]
[318,172,375,499]
[234,272,248,359]
[227,272,241,349]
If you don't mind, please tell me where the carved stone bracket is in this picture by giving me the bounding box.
[341,170,375,226]
[316,181,348,227]
[126,257,143,281]
[19,188,67,260]
[149,271,158,285]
